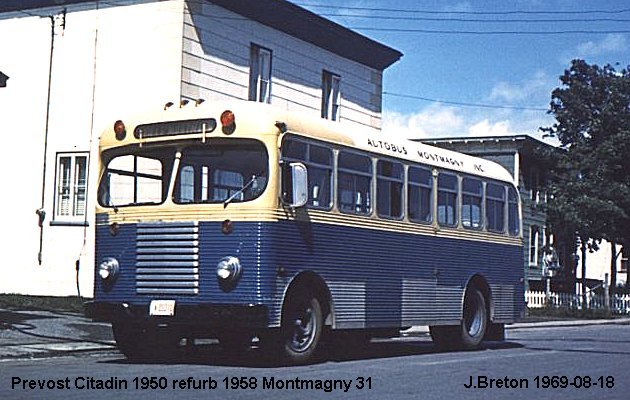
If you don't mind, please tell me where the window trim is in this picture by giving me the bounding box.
[53,152,89,224]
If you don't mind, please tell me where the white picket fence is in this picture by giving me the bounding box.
[526,290,630,314]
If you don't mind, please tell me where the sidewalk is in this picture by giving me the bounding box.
[1,307,629,360]
[0,308,116,360]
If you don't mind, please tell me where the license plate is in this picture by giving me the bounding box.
[149,300,176,316]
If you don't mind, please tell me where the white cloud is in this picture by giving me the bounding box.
[561,34,628,62]
[382,105,464,139]
[383,104,555,142]
[488,71,551,103]
[468,119,512,137]
[576,34,627,58]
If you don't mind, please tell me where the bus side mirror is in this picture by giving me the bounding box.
[282,162,308,208]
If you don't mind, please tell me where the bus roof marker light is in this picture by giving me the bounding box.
[163,101,174,110]
[113,120,126,141]
[220,110,236,135]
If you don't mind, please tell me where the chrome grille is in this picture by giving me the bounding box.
[136,222,199,295]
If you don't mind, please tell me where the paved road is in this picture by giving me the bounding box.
[1,322,629,399]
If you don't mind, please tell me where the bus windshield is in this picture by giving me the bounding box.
[98,147,175,208]
[98,140,268,208]
[173,140,268,205]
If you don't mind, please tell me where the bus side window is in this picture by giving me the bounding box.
[486,183,506,233]
[408,166,432,223]
[377,160,403,219]
[307,144,333,209]
[462,177,482,229]
[337,151,372,215]
[437,173,458,227]
[508,186,520,236]
[281,138,333,210]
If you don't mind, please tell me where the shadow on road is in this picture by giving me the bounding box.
[99,338,523,368]
[0,309,114,347]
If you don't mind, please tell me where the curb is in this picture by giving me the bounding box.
[402,317,630,336]
[0,342,116,361]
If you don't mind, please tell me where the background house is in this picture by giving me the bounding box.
[423,135,627,293]
[0,0,401,296]
[422,135,559,291]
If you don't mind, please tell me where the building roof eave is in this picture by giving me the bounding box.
[2,0,402,71]
[208,0,402,70]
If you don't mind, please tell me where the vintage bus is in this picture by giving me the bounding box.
[86,100,524,364]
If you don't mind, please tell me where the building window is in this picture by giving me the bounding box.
[529,225,540,266]
[321,70,341,121]
[529,168,540,204]
[54,153,88,221]
[249,44,272,103]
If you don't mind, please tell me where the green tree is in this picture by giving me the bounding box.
[542,59,630,301]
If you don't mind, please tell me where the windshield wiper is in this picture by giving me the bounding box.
[223,175,258,208]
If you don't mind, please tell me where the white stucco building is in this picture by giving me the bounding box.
[0,0,401,296]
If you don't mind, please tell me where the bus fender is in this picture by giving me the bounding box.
[281,271,334,327]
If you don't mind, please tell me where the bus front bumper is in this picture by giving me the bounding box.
[84,301,269,328]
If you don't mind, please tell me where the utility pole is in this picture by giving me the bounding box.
[37,8,66,265]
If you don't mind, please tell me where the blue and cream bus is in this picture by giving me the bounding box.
[86,100,524,364]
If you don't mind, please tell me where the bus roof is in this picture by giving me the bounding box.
[100,100,516,184]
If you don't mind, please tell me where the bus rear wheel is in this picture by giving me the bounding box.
[430,286,488,350]
[280,294,323,365]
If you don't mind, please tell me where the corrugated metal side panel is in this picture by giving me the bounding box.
[401,279,436,324]
[94,222,137,301]
[261,220,523,329]
[490,284,519,322]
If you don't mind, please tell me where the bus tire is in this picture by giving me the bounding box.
[430,286,488,350]
[460,286,488,349]
[280,293,323,365]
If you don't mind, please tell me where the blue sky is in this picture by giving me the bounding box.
[295,0,630,142]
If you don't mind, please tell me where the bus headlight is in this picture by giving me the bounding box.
[98,257,120,281]
[216,256,242,282]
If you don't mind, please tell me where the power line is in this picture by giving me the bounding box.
[318,13,630,24]
[297,3,630,16]
[350,27,630,35]
[383,92,549,112]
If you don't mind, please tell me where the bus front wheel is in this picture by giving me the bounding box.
[430,286,488,350]
[280,293,323,364]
